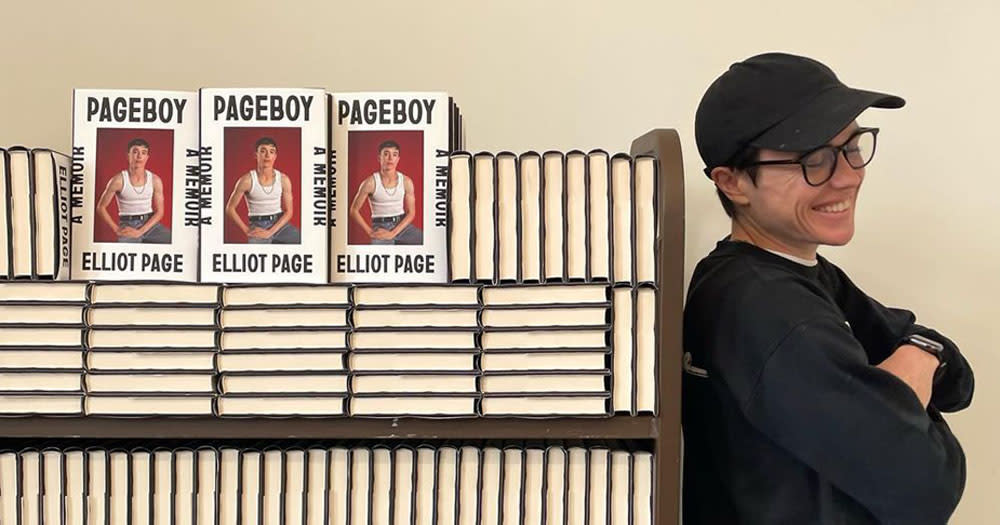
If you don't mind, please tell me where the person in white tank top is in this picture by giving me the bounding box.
[224,137,301,244]
[348,140,423,245]
[96,138,172,244]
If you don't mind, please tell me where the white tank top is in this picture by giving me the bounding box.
[116,170,155,215]
[370,172,405,218]
[247,170,283,216]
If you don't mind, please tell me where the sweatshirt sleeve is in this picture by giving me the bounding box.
[826,263,975,412]
[740,315,966,524]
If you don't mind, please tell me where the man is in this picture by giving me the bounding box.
[225,137,300,244]
[683,52,974,524]
[96,138,171,243]
[349,139,423,245]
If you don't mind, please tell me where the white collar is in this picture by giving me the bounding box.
[764,248,818,267]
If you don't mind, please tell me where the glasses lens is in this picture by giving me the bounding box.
[802,147,837,185]
[844,130,876,169]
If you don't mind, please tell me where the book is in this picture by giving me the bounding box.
[0,451,16,525]
[542,151,565,283]
[20,450,41,525]
[0,350,83,369]
[0,393,83,414]
[196,448,218,525]
[392,447,415,525]
[65,449,87,525]
[217,448,239,525]
[305,449,328,525]
[85,395,214,416]
[349,447,371,525]
[636,287,657,414]
[447,152,472,283]
[518,152,542,283]
[350,331,475,350]
[200,88,328,283]
[632,451,653,525]
[479,372,608,393]
[0,149,8,279]
[611,155,633,285]
[328,447,349,525]
[219,307,349,329]
[173,449,194,525]
[481,283,608,305]
[261,450,283,525]
[351,308,477,329]
[473,152,496,283]
[543,447,567,525]
[349,395,477,417]
[330,92,456,283]
[371,447,392,525]
[501,447,523,525]
[219,372,348,394]
[565,151,587,282]
[6,148,33,278]
[31,149,73,279]
[86,305,217,327]
[588,448,611,525]
[87,350,214,371]
[457,446,480,525]
[221,330,347,350]
[435,446,458,525]
[480,306,609,328]
[217,352,345,373]
[481,329,608,350]
[285,450,307,525]
[587,150,611,282]
[215,395,345,416]
[612,287,634,414]
[0,304,84,325]
[42,449,64,525]
[131,449,153,525]
[480,447,502,525]
[634,156,657,285]
[413,446,435,525]
[0,371,82,391]
[353,284,478,306]
[223,284,349,307]
[479,351,607,372]
[349,352,475,372]
[495,152,518,283]
[240,450,262,525]
[0,326,82,347]
[71,90,199,281]
[89,282,218,304]
[0,281,88,302]
[84,372,214,393]
[522,448,544,525]
[479,395,610,416]
[565,447,587,525]
[610,451,631,525]
[351,373,477,394]
[108,450,128,525]
[88,328,215,349]
[86,449,108,525]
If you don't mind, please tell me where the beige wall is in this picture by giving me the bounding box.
[3,0,996,520]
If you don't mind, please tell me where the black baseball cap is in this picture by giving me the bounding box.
[695,52,905,176]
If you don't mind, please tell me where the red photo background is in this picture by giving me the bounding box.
[347,130,424,245]
[94,128,173,243]
[223,127,301,244]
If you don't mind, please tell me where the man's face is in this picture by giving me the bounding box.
[127,145,149,170]
[255,144,277,169]
[378,147,400,172]
[740,123,865,253]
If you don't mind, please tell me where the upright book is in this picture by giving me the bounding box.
[199,88,328,283]
[71,89,199,281]
[329,92,459,283]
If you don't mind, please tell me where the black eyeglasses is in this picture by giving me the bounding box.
[744,127,879,186]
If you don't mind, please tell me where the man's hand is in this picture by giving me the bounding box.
[877,344,939,408]
[247,227,271,239]
[371,228,394,240]
[118,227,142,239]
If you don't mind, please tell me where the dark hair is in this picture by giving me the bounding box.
[127,138,150,152]
[254,137,277,150]
[714,146,760,218]
[377,140,400,154]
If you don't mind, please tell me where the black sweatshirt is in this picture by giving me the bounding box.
[682,239,974,524]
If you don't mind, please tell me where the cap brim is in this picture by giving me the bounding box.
[750,87,904,152]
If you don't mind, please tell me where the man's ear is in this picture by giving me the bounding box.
[710,166,751,207]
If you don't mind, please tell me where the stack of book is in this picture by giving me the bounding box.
[479,284,612,416]
[216,285,350,416]
[349,285,480,417]
[449,150,659,415]
[84,283,218,416]
[0,282,87,415]
[0,442,652,525]
[0,147,72,281]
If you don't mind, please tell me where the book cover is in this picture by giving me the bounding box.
[199,88,328,283]
[31,149,73,279]
[330,92,455,283]
[71,90,199,281]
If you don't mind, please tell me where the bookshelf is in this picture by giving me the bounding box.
[0,129,684,524]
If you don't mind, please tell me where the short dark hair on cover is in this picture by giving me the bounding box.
[378,140,400,153]
[127,138,150,152]
[255,137,277,150]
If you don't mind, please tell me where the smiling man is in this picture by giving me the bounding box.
[683,53,974,524]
